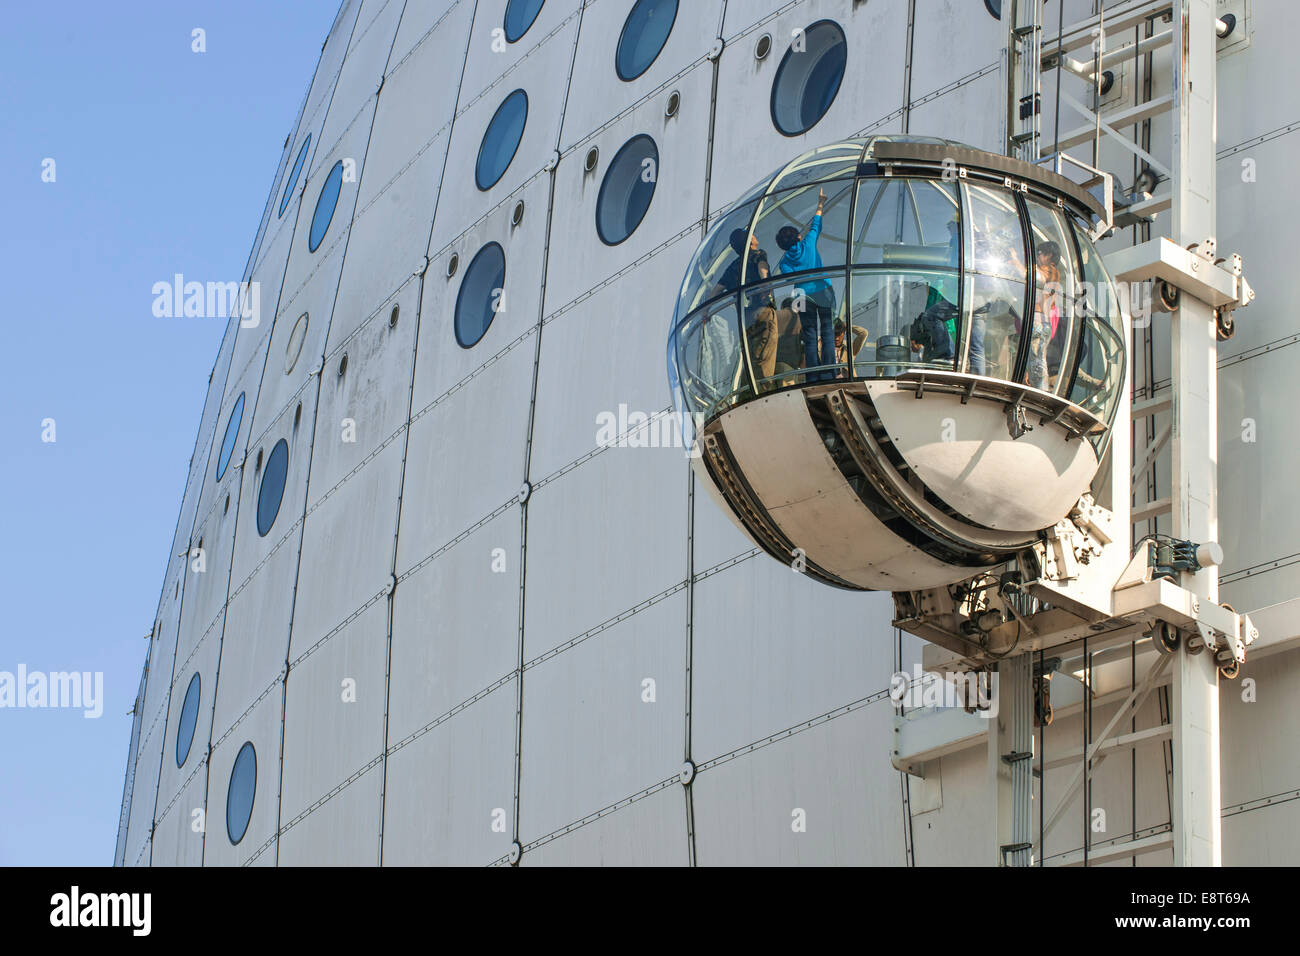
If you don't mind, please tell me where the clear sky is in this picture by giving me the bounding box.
[0,1,341,866]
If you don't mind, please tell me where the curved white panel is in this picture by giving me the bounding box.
[867,382,1099,533]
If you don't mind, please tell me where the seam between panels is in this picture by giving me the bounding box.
[174,224,424,750]
[371,0,423,864]
[248,1,366,281]
[510,0,589,865]
[244,11,413,356]
[680,0,729,865]
[847,61,1002,144]
[168,393,678,737]
[385,1,463,77]
[270,0,408,867]
[557,51,712,159]
[898,0,918,869]
[456,8,582,120]
[722,0,804,45]
[142,327,247,864]
[501,688,898,862]
[136,311,242,863]
[684,464,698,867]
[114,665,146,864]
[199,0,368,869]
[377,267,421,867]
[234,546,767,863]
[293,0,394,186]
[900,0,916,134]
[128,0,353,867]
[398,215,697,441]
[894,628,916,867]
[376,0,482,867]
[1218,118,1300,159]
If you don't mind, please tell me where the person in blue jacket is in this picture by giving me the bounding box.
[776,189,837,382]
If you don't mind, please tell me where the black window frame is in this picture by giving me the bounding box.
[615,0,680,82]
[595,134,660,246]
[454,242,507,349]
[475,89,529,192]
[768,19,849,138]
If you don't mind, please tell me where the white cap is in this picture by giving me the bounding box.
[1195,542,1224,569]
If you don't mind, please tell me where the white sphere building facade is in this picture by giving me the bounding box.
[116,0,1300,866]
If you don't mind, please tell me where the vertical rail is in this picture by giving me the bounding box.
[1168,0,1222,868]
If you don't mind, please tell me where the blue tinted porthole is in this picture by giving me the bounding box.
[226,741,256,845]
[256,438,289,537]
[616,0,679,82]
[308,160,344,253]
[175,673,201,768]
[504,0,544,43]
[596,135,659,245]
[476,90,528,191]
[985,0,1002,19]
[278,134,311,219]
[770,20,848,137]
[454,243,506,349]
[215,392,245,482]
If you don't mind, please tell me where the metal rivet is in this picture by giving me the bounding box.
[680,760,696,786]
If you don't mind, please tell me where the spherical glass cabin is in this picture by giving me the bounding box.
[669,136,1126,591]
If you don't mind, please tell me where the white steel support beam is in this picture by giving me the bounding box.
[990,653,1034,865]
[1058,831,1175,866]
[1168,0,1223,868]
[1037,651,1171,850]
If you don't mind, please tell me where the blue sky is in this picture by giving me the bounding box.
[0,1,340,866]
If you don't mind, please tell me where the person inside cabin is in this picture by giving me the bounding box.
[1025,240,1062,390]
[777,189,837,382]
[834,319,868,367]
[910,297,956,366]
[713,228,795,387]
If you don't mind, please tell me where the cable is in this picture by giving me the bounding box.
[1052,0,1065,153]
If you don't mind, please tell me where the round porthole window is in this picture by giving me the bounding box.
[175,672,201,768]
[596,134,659,246]
[226,741,256,845]
[389,304,400,328]
[284,312,308,374]
[756,33,772,59]
[476,90,528,191]
[770,20,848,137]
[984,0,1002,19]
[309,160,344,252]
[616,0,679,82]
[278,133,311,218]
[503,0,544,43]
[215,392,245,482]
[665,90,681,117]
[454,242,506,349]
[256,438,289,537]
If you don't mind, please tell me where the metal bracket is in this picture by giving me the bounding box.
[1105,236,1255,314]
